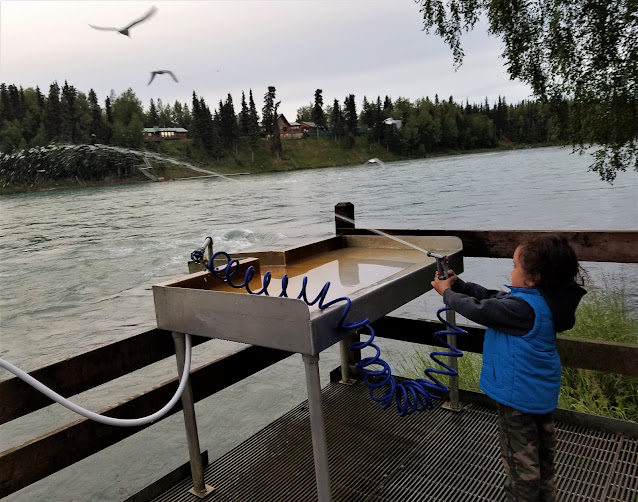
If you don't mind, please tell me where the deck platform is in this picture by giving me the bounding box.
[135,381,637,502]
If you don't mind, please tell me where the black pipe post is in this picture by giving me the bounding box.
[335,202,354,235]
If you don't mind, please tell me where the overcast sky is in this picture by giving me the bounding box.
[1,0,535,120]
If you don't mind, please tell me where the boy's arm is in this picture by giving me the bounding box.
[451,278,503,300]
[442,289,535,336]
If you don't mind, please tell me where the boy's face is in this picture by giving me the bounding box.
[511,246,536,288]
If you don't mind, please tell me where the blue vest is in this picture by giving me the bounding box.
[479,287,561,414]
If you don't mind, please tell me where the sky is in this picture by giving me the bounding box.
[0,0,535,120]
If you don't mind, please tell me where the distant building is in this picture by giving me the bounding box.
[143,127,188,141]
[383,118,402,129]
[300,121,317,136]
[278,115,304,139]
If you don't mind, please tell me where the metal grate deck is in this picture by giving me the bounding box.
[148,381,638,502]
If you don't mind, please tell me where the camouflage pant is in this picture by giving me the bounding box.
[497,403,558,502]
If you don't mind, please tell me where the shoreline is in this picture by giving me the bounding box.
[0,143,560,196]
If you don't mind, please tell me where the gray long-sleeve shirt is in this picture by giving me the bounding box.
[442,278,535,336]
[442,276,586,335]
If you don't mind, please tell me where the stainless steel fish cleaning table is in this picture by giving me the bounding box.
[153,234,463,501]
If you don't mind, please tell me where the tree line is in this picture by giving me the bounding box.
[307,93,558,156]
[1,80,560,161]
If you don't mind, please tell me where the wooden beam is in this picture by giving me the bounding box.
[339,229,638,263]
[373,316,638,377]
[0,344,292,498]
[0,329,210,425]
[370,316,486,354]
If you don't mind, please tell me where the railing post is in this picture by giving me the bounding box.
[335,202,354,235]
[172,332,214,498]
[335,203,360,372]
[442,310,461,411]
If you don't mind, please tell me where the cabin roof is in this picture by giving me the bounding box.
[143,127,188,133]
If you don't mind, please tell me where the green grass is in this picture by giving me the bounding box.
[2,137,558,194]
[558,284,638,420]
[148,136,401,175]
[398,284,638,422]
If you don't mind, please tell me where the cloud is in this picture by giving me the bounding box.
[1,0,533,118]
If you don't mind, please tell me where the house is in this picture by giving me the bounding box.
[383,118,402,129]
[278,115,304,140]
[143,127,188,141]
[300,121,317,134]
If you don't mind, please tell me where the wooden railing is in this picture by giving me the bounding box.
[1,202,637,497]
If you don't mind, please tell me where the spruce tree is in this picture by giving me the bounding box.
[240,91,250,137]
[311,89,326,129]
[220,93,238,153]
[262,86,281,154]
[8,85,23,122]
[383,95,393,113]
[148,98,159,125]
[248,89,259,162]
[262,86,276,139]
[88,89,105,143]
[331,99,342,142]
[343,94,358,148]
[0,84,10,124]
[104,95,114,143]
[44,81,61,142]
[60,81,78,142]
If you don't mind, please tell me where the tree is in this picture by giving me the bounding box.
[416,0,637,181]
[296,104,313,122]
[239,91,250,137]
[157,99,173,127]
[262,86,276,137]
[173,101,191,130]
[262,86,281,154]
[88,89,105,143]
[248,89,259,162]
[220,93,239,153]
[0,120,25,152]
[60,81,78,142]
[312,89,326,129]
[104,94,114,143]
[343,94,358,149]
[43,82,61,142]
[21,87,43,146]
[330,99,344,142]
[147,98,159,126]
[111,88,144,148]
[360,96,375,129]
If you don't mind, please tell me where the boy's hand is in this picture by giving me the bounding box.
[431,269,457,296]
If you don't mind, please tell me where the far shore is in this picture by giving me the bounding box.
[0,143,559,196]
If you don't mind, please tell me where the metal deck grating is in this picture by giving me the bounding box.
[148,381,638,502]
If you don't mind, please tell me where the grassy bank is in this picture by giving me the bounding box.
[398,284,638,422]
[150,135,403,175]
[0,136,544,194]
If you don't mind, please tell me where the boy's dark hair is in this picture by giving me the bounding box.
[519,235,585,289]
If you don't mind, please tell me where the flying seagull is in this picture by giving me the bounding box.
[148,70,179,85]
[89,5,157,37]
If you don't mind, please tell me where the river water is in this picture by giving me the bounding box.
[1,147,637,501]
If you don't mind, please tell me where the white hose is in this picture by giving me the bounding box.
[0,334,192,427]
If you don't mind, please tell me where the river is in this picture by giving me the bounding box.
[1,146,637,501]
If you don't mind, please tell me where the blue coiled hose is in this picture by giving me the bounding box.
[197,250,467,416]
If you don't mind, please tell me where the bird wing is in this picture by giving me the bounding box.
[148,72,157,86]
[124,5,158,30]
[165,70,179,82]
[89,24,118,31]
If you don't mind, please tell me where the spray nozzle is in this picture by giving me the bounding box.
[427,251,450,280]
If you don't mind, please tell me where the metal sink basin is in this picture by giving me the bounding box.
[153,235,463,356]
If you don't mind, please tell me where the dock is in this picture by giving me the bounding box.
[2,203,637,501]
[129,381,637,502]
